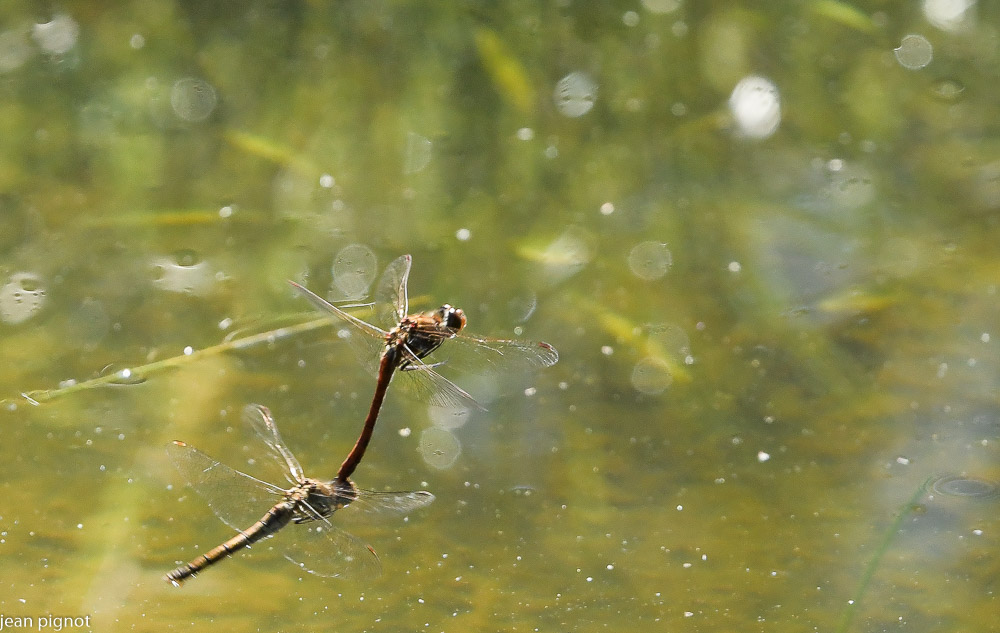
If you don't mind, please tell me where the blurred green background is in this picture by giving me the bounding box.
[1,1,998,631]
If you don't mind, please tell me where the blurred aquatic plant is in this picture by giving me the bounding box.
[223,129,320,174]
[473,28,534,113]
[809,0,878,34]
[569,292,693,387]
[834,475,933,633]
[517,226,594,285]
[3,314,334,408]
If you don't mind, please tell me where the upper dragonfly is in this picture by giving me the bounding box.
[164,404,434,585]
[288,254,558,481]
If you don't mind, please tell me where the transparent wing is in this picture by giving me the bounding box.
[166,441,283,532]
[242,404,304,484]
[374,254,412,328]
[288,280,387,339]
[395,355,486,411]
[440,336,559,374]
[279,487,433,580]
[280,519,383,581]
[348,489,436,516]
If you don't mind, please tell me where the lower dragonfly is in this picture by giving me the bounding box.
[164,404,434,585]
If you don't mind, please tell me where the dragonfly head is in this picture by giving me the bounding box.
[436,304,466,333]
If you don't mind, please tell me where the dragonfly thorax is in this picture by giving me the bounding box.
[385,307,464,367]
[290,479,356,523]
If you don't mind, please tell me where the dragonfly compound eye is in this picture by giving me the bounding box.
[441,305,466,332]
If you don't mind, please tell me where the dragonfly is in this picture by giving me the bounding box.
[164,404,434,585]
[288,254,559,481]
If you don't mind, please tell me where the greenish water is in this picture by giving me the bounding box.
[2,2,998,631]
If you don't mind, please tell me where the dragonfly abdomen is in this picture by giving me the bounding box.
[164,501,295,585]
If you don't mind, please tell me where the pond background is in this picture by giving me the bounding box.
[1,1,998,631]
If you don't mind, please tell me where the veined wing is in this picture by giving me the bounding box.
[347,488,436,516]
[288,279,387,373]
[441,335,559,374]
[288,280,387,340]
[166,440,283,532]
[374,254,412,329]
[280,517,383,580]
[242,404,304,485]
[395,351,486,411]
[280,487,433,580]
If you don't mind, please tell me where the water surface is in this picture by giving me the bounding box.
[1,2,998,631]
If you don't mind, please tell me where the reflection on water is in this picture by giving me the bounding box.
[931,474,999,499]
[627,241,673,281]
[554,71,598,118]
[923,0,976,32]
[630,357,673,395]
[418,427,461,470]
[331,243,377,300]
[0,273,46,324]
[170,78,218,123]
[894,34,933,70]
[32,13,79,55]
[729,75,781,139]
[150,253,216,296]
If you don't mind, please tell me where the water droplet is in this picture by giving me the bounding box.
[170,78,217,122]
[641,0,682,13]
[419,427,461,469]
[931,475,999,499]
[32,14,79,55]
[331,244,377,300]
[729,76,781,139]
[427,404,472,430]
[631,357,673,395]
[648,323,690,358]
[403,132,433,174]
[894,34,933,70]
[0,273,46,324]
[539,226,592,282]
[100,365,146,386]
[506,289,538,323]
[173,249,201,267]
[627,241,673,280]
[150,255,214,295]
[931,78,965,101]
[822,161,875,209]
[923,0,976,32]
[554,72,597,118]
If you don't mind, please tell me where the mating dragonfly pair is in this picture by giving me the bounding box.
[165,255,558,584]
